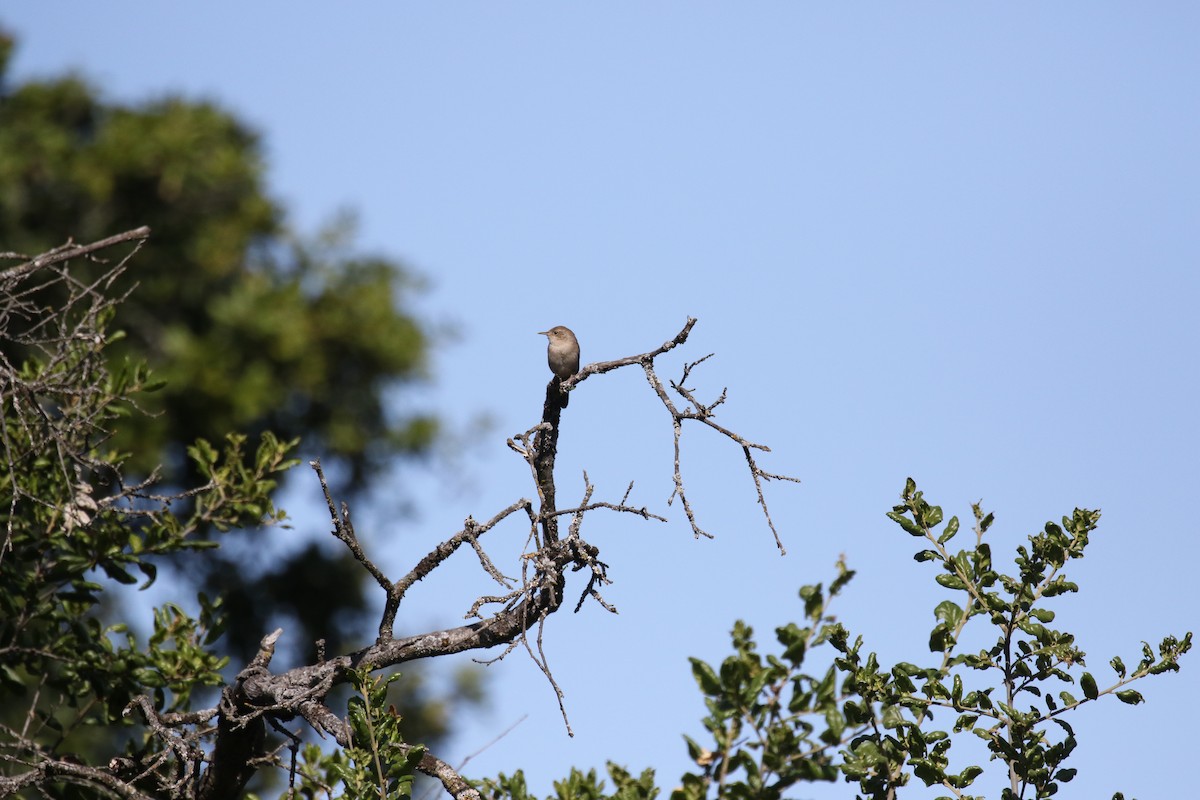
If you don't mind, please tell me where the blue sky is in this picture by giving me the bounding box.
[5,4,1197,798]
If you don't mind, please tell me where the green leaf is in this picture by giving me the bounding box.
[892,671,916,692]
[887,511,927,537]
[923,504,944,528]
[690,658,721,696]
[929,623,953,653]
[937,515,960,544]
[953,713,978,732]
[1115,690,1144,705]
[830,561,857,596]
[799,584,824,620]
[188,438,219,471]
[911,758,944,786]
[934,600,962,627]
[1016,618,1045,639]
[881,705,905,729]
[1046,717,1073,737]
[100,562,138,585]
[1080,672,1098,701]
[824,705,846,741]
[953,765,984,788]
[777,622,808,665]
[935,574,966,590]
[843,699,868,724]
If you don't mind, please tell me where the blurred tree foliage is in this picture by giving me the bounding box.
[0,27,472,759]
[0,32,435,491]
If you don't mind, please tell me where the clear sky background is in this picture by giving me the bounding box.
[5,4,1197,798]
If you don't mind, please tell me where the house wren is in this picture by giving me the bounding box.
[538,325,580,406]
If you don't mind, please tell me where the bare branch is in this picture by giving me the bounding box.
[415,715,527,800]
[0,758,158,799]
[561,316,698,389]
[124,695,207,795]
[561,318,798,551]
[393,500,529,603]
[664,346,799,554]
[311,458,399,639]
[413,748,484,800]
[523,612,573,737]
[312,459,392,596]
[0,226,151,286]
[6,266,799,800]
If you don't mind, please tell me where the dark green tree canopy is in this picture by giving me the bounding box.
[0,34,434,492]
[0,28,444,696]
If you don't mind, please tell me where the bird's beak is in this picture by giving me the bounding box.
[537,330,549,336]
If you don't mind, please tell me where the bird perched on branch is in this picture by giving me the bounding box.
[538,325,580,406]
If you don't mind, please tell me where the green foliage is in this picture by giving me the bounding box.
[0,251,299,764]
[0,26,485,787]
[335,669,426,800]
[270,667,494,800]
[658,478,1189,800]
[876,478,1190,798]
[479,764,659,800]
[0,27,443,686]
[276,669,427,800]
[669,562,852,800]
[187,432,298,532]
[477,478,1193,800]
[0,39,434,493]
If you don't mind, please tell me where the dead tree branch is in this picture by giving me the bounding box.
[3,230,798,800]
[193,316,799,793]
[573,317,799,553]
[0,226,152,286]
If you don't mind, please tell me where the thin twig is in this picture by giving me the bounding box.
[310,459,396,638]
[416,716,529,800]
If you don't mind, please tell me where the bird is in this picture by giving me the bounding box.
[538,325,580,406]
